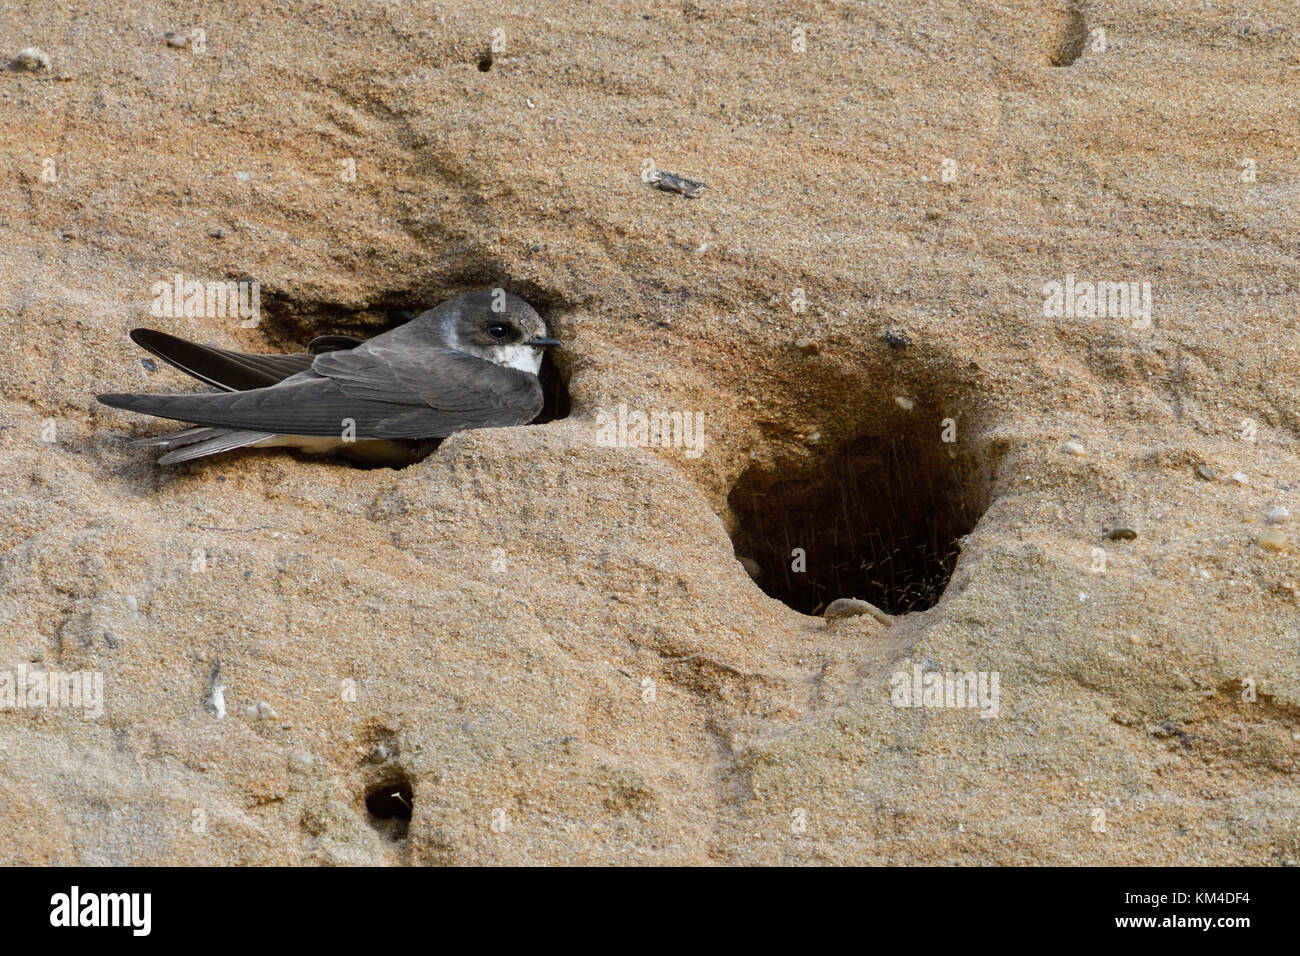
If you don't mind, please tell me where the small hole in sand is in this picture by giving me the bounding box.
[365,776,413,840]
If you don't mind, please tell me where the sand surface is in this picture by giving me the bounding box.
[0,0,1296,863]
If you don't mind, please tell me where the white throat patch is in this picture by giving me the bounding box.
[492,344,544,375]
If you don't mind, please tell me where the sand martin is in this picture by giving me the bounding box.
[97,289,559,465]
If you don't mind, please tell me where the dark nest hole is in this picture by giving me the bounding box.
[729,423,991,617]
[365,775,414,840]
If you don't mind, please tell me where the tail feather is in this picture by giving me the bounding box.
[129,329,315,391]
[156,429,272,465]
[131,425,221,448]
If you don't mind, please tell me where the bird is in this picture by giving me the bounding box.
[96,289,560,466]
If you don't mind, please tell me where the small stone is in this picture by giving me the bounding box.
[289,751,316,770]
[894,396,915,411]
[804,430,821,446]
[824,598,892,626]
[881,329,912,349]
[164,31,189,48]
[1231,472,1249,485]
[1063,440,1086,457]
[738,557,762,581]
[1267,506,1290,524]
[794,337,818,355]
[14,47,51,72]
[367,744,391,764]
[102,631,118,649]
[1195,464,1216,481]
[206,227,226,239]
[648,170,706,198]
[247,700,278,720]
[1258,529,1288,551]
[125,594,139,614]
[141,358,157,371]
[1104,527,1138,541]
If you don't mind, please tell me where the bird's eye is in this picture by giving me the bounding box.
[487,324,508,339]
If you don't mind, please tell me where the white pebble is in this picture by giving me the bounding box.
[1258,529,1288,552]
[289,751,316,770]
[125,595,139,614]
[1063,441,1086,457]
[1267,506,1290,524]
[894,396,915,411]
[1231,472,1249,485]
[247,700,278,721]
[14,47,51,71]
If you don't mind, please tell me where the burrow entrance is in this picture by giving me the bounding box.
[365,774,414,841]
[729,392,995,617]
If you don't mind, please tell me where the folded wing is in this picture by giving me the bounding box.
[98,344,543,440]
[129,328,322,391]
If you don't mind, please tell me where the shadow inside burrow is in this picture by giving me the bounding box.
[729,403,997,618]
[364,773,414,842]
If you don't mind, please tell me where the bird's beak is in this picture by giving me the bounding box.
[525,337,561,347]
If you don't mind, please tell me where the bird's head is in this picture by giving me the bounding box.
[435,289,558,374]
